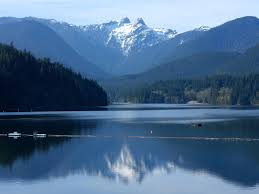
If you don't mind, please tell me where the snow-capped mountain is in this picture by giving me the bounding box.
[0,16,213,75]
[106,18,177,55]
[81,17,177,56]
[29,16,179,73]
[35,17,177,56]
[30,17,212,74]
[29,16,177,57]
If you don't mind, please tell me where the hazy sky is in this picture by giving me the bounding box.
[0,0,259,32]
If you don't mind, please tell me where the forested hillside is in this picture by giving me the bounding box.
[0,44,107,111]
[108,75,259,105]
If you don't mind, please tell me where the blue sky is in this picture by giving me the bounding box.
[0,0,259,32]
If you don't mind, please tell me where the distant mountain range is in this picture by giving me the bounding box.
[0,16,259,78]
[31,17,178,74]
[168,16,259,59]
[103,43,259,90]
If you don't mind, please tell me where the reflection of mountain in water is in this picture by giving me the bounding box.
[105,144,175,184]
[0,116,259,187]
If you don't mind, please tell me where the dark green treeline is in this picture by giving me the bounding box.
[0,43,107,111]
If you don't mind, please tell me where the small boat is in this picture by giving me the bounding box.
[35,134,47,138]
[192,123,203,128]
[8,131,22,139]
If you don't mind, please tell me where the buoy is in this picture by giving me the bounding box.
[8,131,21,139]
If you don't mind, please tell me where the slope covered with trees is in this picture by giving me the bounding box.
[108,74,259,105]
[0,44,107,111]
[104,42,259,91]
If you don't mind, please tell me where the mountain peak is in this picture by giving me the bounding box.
[237,16,259,21]
[119,17,131,25]
[223,16,259,27]
[135,18,146,26]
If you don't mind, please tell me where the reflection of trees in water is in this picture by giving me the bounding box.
[0,137,67,166]
[0,117,259,187]
[0,116,98,166]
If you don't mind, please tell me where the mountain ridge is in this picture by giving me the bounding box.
[1,16,259,76]
[0,19,107,78]
[103,42,259,90]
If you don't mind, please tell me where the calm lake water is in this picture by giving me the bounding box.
[0,104,259,194]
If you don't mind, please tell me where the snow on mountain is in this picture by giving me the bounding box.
[26,17,177,56]
[80,17,177,55]
[106,18,177,55]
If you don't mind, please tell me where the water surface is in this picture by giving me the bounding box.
[0,104,259,194]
